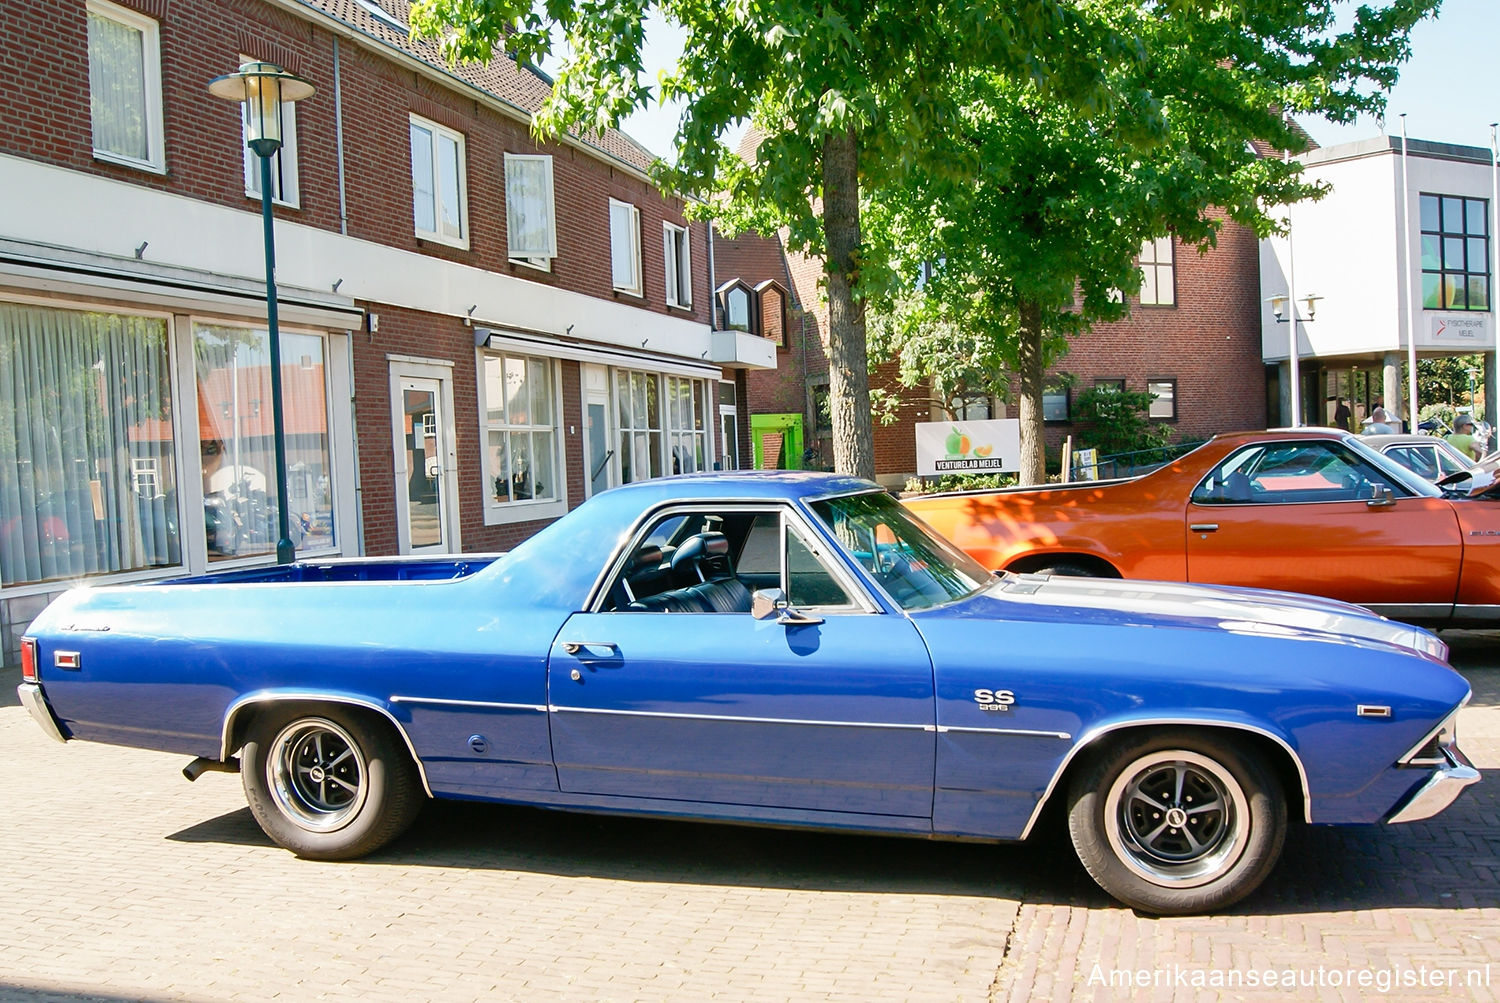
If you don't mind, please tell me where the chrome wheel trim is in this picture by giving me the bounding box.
[1102,749,1249,889]
[267,718,369,833]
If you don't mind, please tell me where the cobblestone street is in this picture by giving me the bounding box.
[1,635,1497,1002]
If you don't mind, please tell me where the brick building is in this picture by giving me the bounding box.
[0,0,774,663]
[717,213,1268,488]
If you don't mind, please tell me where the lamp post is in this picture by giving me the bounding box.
[208,62,315,564]
[1267,293,1322,426]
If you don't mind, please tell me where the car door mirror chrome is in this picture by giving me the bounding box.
[751,588,824,626]
[1367,486,1397,508]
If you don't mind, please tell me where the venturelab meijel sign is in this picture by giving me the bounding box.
[915,419,1022,476]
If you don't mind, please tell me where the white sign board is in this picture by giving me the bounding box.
[1423,313,1493,348]
[915,419,1022,476]
[1073,448,1099,481]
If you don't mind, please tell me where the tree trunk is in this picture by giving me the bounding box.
[821,127,876,481]
[1016,299,1046,485]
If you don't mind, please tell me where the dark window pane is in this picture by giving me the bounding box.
[1445,273,1466,309]
[1445,236,1466,269]
[1422,234,1441,270]
[1423,272,1442,309]
[1468,199,1489,236]
[1421,194,1440,232]
[1469,237,1488,271]
[1469,275,1489,311]
[1444,197,1465,231]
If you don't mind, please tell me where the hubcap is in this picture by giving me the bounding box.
[1103,750,1249,889]
[267,718,368,833]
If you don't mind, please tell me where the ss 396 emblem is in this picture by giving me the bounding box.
[973,688,1016,712]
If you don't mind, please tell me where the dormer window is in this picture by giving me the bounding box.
[715,279,756,334]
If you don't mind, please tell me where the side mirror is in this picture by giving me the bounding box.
[751,588,824,626]
[1367,485,1396,508]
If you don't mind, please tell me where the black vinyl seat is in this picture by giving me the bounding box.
[626,532,752,613]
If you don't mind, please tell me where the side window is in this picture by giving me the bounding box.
[1386,445,1438,481]
[787,527,855,609]
[1193,443,1400,505]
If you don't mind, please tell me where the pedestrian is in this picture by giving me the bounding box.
[1362,407,1398,435]
[1332,396,1352,430]
[1447,414,1483,461]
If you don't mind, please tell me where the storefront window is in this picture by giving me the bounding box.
[1,303,179,586]
[618,368,663,483]
[666,375,709,473]
[194,323,335,560]
[483,352,558,505]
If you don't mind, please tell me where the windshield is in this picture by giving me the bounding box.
[808,491,992,610]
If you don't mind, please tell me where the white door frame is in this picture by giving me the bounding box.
[389,357,460,554]
[581,363,616,498]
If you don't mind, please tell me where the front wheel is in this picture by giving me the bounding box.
[1066,730,1286,915]
[241,704,424,859]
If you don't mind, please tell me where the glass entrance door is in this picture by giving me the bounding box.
[582,364,616,497]
[396,377,448,553]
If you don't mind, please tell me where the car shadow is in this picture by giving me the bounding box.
[169,781,1499,915]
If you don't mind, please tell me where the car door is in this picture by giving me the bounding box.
[1185,439,1463,609]
[547,505,937,821]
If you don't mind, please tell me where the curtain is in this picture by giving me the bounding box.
[88,12,149,161]
[0,304,178,587]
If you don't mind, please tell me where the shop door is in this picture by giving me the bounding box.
[392,374,452,553]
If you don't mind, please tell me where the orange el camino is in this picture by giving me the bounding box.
[903,428,1500,627]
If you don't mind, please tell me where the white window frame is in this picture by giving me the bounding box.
[1139,236,1175,306]
[477,349,567,525]
[664,222,692,308]
[87,0,165,173]
[609,198,642,294]
[241,56,300,209]
[505,153,558,268]
[410,115,469,248]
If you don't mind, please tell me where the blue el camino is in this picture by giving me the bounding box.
[17,472,1477,914]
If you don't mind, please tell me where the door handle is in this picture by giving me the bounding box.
[563,641,617,655]
[1190,523,1220,533]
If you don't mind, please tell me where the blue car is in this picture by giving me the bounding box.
[17,473,1476,914]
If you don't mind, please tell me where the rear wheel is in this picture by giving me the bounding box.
[1066,730,1285,914]
[241,704,423,859]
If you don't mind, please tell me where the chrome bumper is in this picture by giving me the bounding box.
[17,683,67,744]
[1388,745,1479,824]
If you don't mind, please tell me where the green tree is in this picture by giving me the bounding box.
[1071,386,1168,459]
[1415,354,1483,408]
[410,0,1141,479]
[865,1,1439,483]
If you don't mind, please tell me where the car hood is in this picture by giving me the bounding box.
[923,572,1446,660]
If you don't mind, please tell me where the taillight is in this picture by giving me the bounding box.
[20,637,38,683]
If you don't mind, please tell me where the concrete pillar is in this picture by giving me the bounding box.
[1382,352,1403,431]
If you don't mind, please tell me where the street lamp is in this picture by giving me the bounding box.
[208,61,315,564]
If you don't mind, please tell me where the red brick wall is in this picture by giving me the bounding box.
[7,0,710,327]
[351,302,585,555]
[736,218,1265,478]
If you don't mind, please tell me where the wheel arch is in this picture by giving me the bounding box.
[221,691,433,797]
[1020,717,1310,840]
[1004,552,1123,578]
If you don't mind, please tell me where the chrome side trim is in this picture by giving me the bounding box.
[1387,746,1480,824]
[17,683,68,744]
[937,725,1073,740]
[1017,717,1314,840]
[1447,604,1500,623]
[219,692,434,798]
[547,704,935,732]
[389,696,546,712]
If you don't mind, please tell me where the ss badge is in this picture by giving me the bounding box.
[973,688,1016,712]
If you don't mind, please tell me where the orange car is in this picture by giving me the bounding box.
[904,428,1500,626]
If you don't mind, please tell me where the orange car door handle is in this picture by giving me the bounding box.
[1190,523,1220,533]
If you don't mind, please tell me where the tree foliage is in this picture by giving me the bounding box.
[410,0,1150,478]
[865,0,1441,483]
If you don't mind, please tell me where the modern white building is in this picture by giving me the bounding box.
[1261,136,1497,429]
